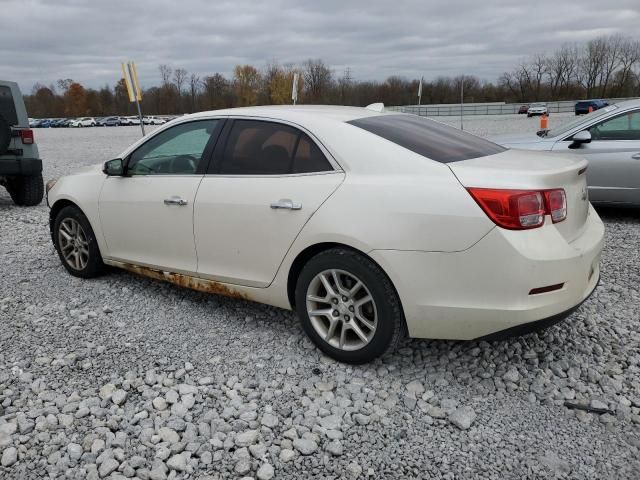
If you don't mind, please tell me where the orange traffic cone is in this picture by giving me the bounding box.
[540,114,549,130]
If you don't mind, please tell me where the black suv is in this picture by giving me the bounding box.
[0,80,44,205]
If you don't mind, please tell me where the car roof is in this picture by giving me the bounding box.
[187,105,384,124]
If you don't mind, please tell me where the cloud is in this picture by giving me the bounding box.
[1,0,638,91]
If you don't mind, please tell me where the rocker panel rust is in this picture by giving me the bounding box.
[116,262,250,300]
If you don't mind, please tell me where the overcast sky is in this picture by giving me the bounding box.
[3,0,639,92]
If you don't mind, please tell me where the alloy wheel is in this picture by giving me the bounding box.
[306,269,378,351]
[58,218,90,270]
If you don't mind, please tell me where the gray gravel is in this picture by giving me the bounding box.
[1,117,639,479]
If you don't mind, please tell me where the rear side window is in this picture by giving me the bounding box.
[348,114,505,163]
[219,120,333,175]
[0,86,18,126]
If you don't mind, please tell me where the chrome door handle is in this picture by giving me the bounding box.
[164,196,188,206]
[632,153,640,160]
[270,199,302,210]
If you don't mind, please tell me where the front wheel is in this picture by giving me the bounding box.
[295,248,404,364]
[53,205,105,278]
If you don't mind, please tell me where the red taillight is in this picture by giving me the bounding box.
[544,189,567,223]
[467,188,545,230]
[19,129,34,145]
[467,187,567,230]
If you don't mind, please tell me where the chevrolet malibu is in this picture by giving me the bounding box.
[46,106,604,363]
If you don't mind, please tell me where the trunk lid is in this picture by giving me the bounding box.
[448,149,590,242]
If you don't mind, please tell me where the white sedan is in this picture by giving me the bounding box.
[46,106,604,363]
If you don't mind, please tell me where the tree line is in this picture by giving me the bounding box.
[25,35,640,118]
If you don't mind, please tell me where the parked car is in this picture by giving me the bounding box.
[491,99,640,206]
[0,80,44,205]
[69,117,96,127]
[34,118,53,128]
[527,103,548,117]
[120,116,141,126]
[143,115,166,125]
[28,117,37,127]
[101,116,121,127]
[575,99,609,115]
[51,118,69,128]
[518,105,529,114]
[47,105,604,363]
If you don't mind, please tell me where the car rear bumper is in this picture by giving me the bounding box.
[0,157,43,176]
[370,204,604,340]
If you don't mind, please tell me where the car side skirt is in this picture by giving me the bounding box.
[104,259,293,310]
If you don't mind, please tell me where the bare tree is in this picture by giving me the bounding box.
[188,73,200,112]
[598,35,624,97]
[578,38,607,97]
[173,68,188,95]
[613,38,640,96]
[303,59,333,103]
[158,65,172,86]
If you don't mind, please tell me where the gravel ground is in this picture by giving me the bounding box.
[1,116,639,479]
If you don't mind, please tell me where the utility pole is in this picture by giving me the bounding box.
[460,74,464,131]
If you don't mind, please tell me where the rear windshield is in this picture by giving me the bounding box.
[0,86,18,126]
[347,114,505,163]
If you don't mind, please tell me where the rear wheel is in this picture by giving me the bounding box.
[53,205,105,278]
[295,248,404,364]
[6,174,44,206]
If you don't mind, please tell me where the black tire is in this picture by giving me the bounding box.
[6,174,44,206]
[0,115,10,155]
[295,248,405,364]
[53,205,105,278]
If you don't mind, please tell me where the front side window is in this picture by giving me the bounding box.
[127,120,219,175]
[589,111,640,141]
[218,120,333,175]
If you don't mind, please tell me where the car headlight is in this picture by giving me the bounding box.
[46,178,58,193]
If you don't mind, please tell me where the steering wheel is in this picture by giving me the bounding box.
[170,154,198,174]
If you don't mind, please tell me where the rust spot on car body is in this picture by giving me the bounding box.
[118,263,250,300]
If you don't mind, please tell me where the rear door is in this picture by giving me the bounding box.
[552,109,640,204]
[194,119,344,287]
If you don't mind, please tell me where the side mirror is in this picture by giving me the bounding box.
[569,130,591,149]
[103,158,124,176]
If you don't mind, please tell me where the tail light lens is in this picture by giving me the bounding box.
[19,128,34,145]
[467,188,566,230]
[544,189,567,223]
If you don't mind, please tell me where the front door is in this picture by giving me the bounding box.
[99,119,223,272]
[552,109,640,204]
[194,119,344,287]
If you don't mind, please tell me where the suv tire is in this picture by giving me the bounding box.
[295,248,405,364]
[6,174,44,206]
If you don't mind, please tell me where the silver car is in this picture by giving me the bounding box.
[493,99,640,206]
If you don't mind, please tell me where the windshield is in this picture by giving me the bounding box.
[547,105,619,138]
